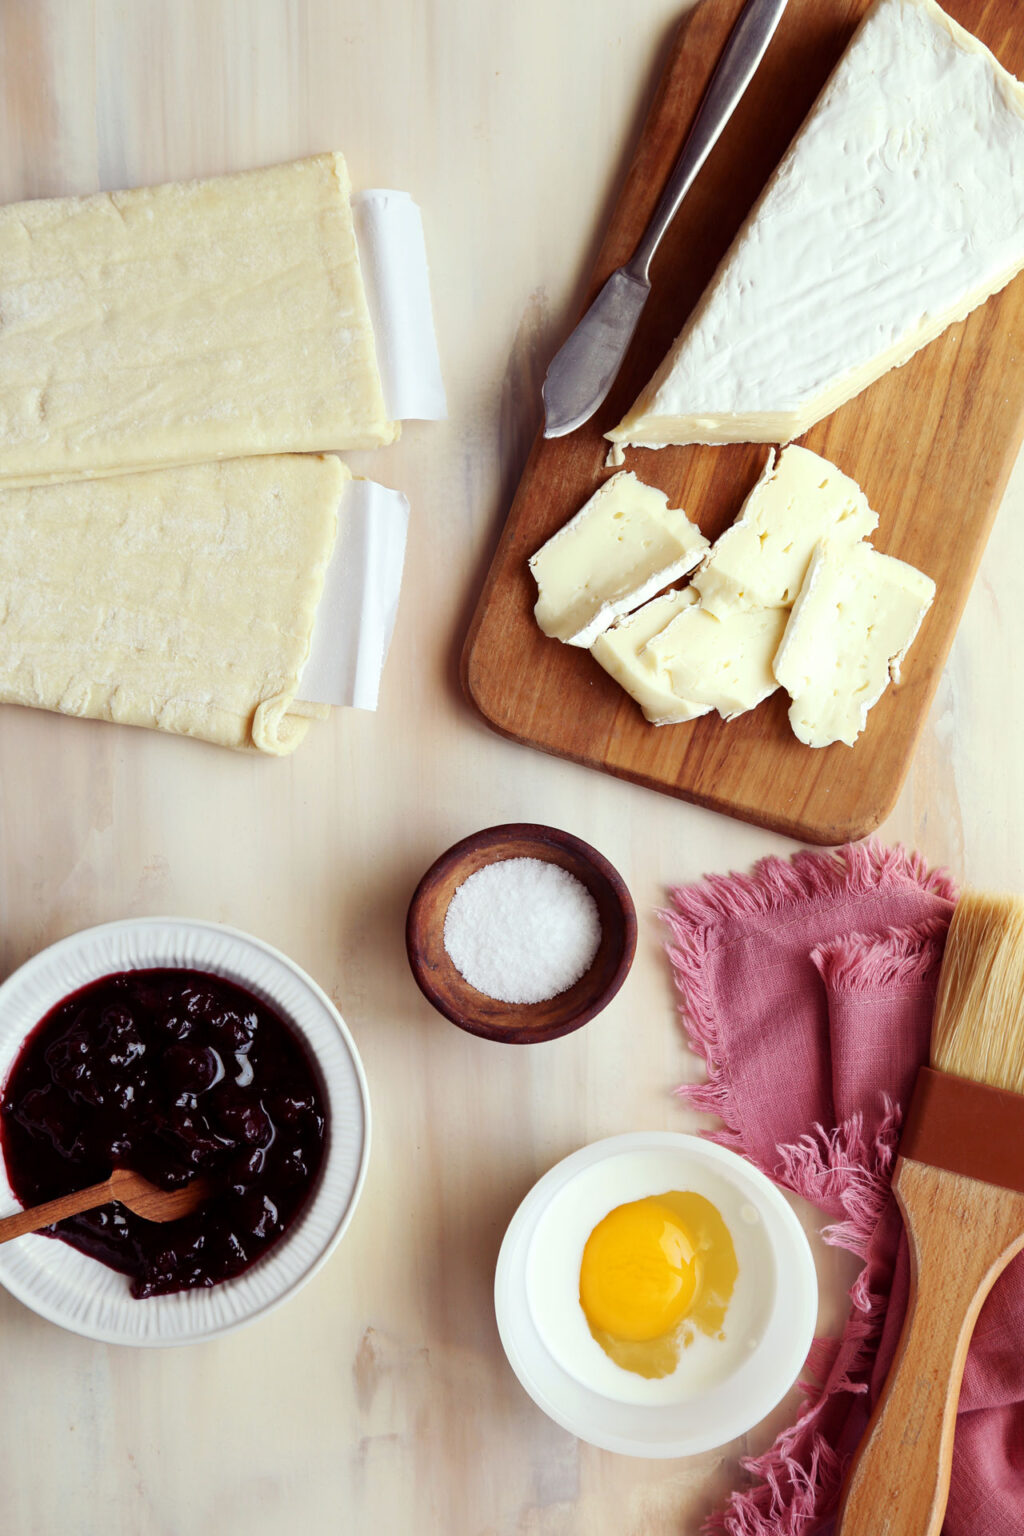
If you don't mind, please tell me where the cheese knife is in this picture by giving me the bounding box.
[542,0,789,439]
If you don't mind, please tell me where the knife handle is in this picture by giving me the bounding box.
[630,0,788,279]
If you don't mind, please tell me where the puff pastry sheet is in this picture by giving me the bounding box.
[0,454,346,754]
[0,153,397,483]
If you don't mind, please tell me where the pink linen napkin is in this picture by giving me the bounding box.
[663,842,1024,1536]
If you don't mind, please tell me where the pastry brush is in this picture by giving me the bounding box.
[837,890,1024,1536]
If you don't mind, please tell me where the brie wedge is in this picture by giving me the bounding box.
[590,589,711,725]
[608,0,1024,450]
[774,540,935,748]
[643,603,789,721]
[530,471,708,647]
[695,445,878,618]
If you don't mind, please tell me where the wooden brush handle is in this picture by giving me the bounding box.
[837,1156,1024,1536]
[0,1174,117,1244]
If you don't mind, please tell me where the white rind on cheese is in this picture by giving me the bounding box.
[590,589,712,725]
[643,603,789,721]
[607,0,1024,450]
[774,539,935,748]
[695,445,879,618]
[529,471,709,647]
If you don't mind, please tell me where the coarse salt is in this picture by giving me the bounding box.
[443,857,602,1005]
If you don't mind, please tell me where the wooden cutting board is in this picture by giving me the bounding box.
[461,0,1024,846]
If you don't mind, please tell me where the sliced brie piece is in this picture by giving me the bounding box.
[774,540,935,748]
[590,589,712,725]
[529,471,708,647]
[608,0,1024,451]
[643,603,789,721]
[695,445,878,618]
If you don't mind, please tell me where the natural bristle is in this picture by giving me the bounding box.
[932,891,1024,1095]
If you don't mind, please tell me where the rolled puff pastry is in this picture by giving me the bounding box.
[0,454,347,754]
[0,153,397,483]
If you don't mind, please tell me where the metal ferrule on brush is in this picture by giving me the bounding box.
[899,1067,1024,1194]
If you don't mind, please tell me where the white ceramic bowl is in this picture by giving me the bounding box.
[0,918,370,1346]
[495,1132,817,1457]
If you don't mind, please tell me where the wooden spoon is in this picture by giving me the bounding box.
[0,1167,210,1244]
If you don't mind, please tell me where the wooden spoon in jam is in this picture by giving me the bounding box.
[0,1167,210,1244]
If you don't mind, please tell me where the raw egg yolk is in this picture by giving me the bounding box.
[578,1191,739,1380]
[579,1198,698,1342]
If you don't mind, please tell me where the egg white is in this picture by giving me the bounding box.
[524,1148,778,1406]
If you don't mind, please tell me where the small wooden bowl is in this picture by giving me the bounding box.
[406,823,637,1043]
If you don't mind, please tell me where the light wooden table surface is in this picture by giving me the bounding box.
[0,3,1020,1533]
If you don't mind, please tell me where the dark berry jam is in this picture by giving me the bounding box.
[0,969,327,1298]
